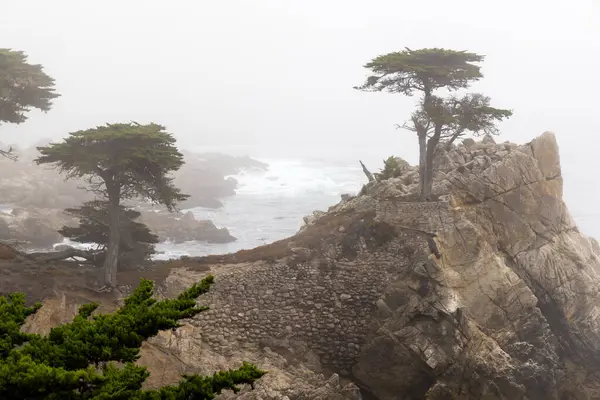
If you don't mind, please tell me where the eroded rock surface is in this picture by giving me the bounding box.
[9,132,600,399]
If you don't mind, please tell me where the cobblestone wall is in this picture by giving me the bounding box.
[184,201,452,372]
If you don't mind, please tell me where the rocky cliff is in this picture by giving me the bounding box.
[4,132,600,399]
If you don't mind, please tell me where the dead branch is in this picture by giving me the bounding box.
[359,160,376,182]
[28,247,103,264]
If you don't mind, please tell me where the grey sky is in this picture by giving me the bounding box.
[1,0,599,219]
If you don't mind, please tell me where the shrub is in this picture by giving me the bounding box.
[0,275,265,399]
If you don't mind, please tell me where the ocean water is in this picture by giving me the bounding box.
[153,158,365,259]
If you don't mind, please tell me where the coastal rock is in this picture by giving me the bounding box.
[139,210,236,244]
[8,132,600,399]
[0,157,94,209]
[299,210,327,233]
[0,207,77,248]
[175,152,268,209]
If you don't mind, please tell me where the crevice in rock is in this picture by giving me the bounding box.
[498,250,577,361]
[445,172,561,207]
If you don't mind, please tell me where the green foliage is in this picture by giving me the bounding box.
[35,123,188,210]
[59,201,159,269]
[0,49,60,159]
[354,48,484,95]
[0,276,266,399]
[374,156,404,181]
[355,47,512,141]
[0,49,60,125]
[355,47,513,199]
[442,93,513,139]
[35,122,189,285]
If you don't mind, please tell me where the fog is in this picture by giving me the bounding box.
[2,0,600,228]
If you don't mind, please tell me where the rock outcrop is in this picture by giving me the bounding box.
[6,132,600,399]
[138,210,235,244]
[0,207,77,248]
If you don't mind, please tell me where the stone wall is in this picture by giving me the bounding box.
[375,201,452,233]
[188,256,401,372]
[177,210,441,372]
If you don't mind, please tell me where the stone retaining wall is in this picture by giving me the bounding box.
[185,202,451,372]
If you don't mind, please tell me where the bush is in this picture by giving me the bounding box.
[374,156,404,181]
[0,275,265,399]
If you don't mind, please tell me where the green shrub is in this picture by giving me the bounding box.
[0,276,265,399]
[374,156,404,181]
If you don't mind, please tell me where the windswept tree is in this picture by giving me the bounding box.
[36,123,188,287]
[0,275,266,399]
[355,48,512,200]
[0,49,60,159]
[59,201,159,269]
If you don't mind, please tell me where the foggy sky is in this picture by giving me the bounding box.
[2,1,600,225]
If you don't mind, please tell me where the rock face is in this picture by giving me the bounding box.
[8,132,600,399]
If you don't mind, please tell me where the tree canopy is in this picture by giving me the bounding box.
[35,123,188,209]
[354,48,484,95]
[0,49,59,124]
[356,48,512,199]
[35,122,189,286]
[0,49,60,159]
[59,201,159,269]
[0,275,265,399]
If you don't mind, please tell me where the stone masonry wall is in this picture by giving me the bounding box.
[179,201,452,373]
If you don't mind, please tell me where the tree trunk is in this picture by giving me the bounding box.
[103,185,121,287]
[423,125,442,201]
[418,131,427,200]
[418,86,433,201]
[445,129,465,150]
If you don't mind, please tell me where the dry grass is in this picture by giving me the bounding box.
[0,206,400,299]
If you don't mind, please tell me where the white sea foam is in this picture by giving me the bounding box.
[230,158,362,197]
[166,158,365,258]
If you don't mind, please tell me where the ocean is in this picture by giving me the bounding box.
[154,158,365,259]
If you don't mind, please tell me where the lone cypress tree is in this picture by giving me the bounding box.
[355,48,512,200]
[0,275,265,399]
[36,122,189,287]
